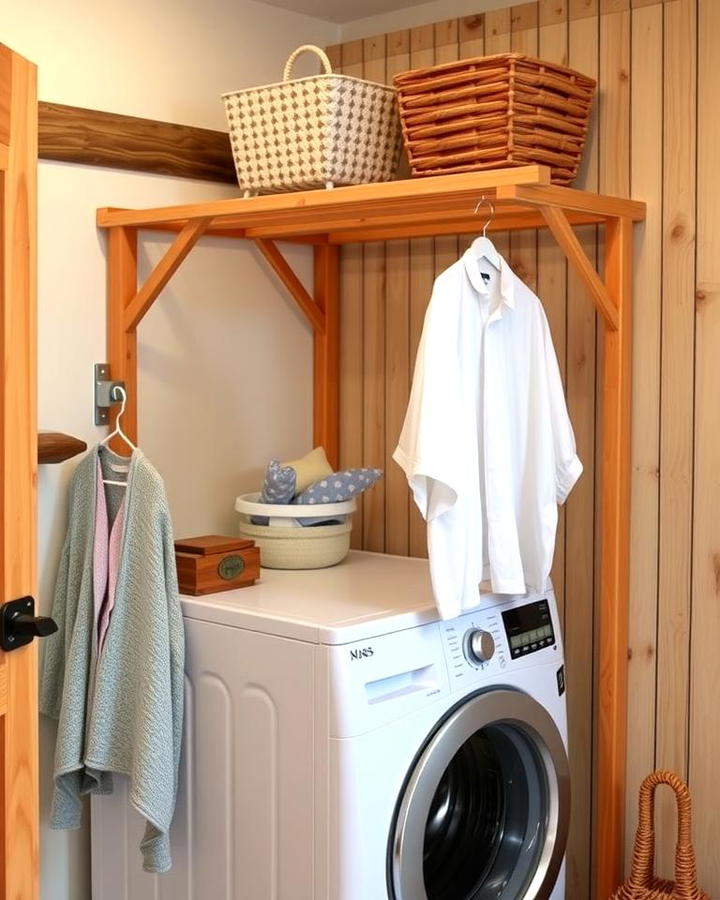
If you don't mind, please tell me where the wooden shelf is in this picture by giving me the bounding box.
[38,432,87,464]
[97,166,645,897]
[97,166,645,244]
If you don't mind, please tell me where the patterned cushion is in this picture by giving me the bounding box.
[251,459,298,525]
[259,459,297,504]
[293,468,383,505]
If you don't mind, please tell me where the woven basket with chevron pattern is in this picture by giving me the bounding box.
[222,45,402,196]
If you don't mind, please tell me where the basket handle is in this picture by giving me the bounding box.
[283,45,333,82]
[627,771,702,900]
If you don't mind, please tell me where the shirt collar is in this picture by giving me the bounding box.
[461,246,516,319]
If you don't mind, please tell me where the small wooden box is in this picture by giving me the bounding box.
[175,535,260,596]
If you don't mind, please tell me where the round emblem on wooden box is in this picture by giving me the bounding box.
[218,554,245,581]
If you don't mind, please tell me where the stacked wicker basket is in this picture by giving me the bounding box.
[393,53,596,186]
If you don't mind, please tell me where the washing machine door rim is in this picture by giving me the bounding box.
[388,687,570,900]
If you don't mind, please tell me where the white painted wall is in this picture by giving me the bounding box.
[1,1,337,898]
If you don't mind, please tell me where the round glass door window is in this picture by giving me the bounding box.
[389,690,570,900]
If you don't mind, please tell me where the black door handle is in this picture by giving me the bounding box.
[0,596,57,651]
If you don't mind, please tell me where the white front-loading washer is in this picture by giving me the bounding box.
[91,550,570,900]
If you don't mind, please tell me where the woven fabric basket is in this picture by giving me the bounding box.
[223,45,402,196]
[393,53,596,186]
[611,771,709,900]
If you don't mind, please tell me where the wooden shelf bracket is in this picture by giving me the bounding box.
[124,216,210,331]
[254,238,326,333]
[540,204,618,330]
[98,169,644,896]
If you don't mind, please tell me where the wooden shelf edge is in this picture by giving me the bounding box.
[95,169,646,242]
[95,167,553,228]
[38,432,87,464]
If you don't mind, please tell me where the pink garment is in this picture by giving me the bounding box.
[94,459,127,654]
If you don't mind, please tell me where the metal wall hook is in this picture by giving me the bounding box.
[473,196,496,237]
[94,363,126,426]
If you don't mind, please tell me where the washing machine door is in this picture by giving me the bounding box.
[388,688,570,900]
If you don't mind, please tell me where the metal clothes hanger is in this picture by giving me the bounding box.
[470,196,501,270]
[100,386,136,487]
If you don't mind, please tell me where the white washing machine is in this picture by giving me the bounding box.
[92,550,570,900]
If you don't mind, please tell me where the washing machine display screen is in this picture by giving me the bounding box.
[502,600,555,659]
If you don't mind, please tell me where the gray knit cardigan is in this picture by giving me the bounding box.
[40,445,185,873]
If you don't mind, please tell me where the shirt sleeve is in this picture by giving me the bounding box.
[542,310,583,504]
[392,279,464,521]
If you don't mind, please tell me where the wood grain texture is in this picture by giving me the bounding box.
[0,43,39,900]
[433,19,460,286]
[408,24,435,560]
[624,0,663,878]
[37,432,87,464]
[597,216,633,900]
[124,217,210,330]
[541,204,617,328]
[255,239,325,333]
[313,244,340,468]
[655,0,696,878]
[333,1,720,894]
[564,8,599,896]
[691,1,720,886]
[175,543,260,595]
[510,9,540,296]
[338,41,365,547]
[483,9,512,310]
[538,0,569,620]
[362,37,387,552]
[39,102,236,184]
[384,34,411,558]
[107,226,138,452]
[596,6,631,895]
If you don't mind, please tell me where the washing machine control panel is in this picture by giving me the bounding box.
[463,629,495,665]
[440,608,508,685]
[501,598,556,660]
[439,592,560,687]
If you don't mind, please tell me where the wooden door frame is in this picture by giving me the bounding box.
[0,43,39,900]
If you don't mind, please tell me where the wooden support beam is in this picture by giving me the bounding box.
[323,209,606,244]
[107,226,138,448]
[540,205,619,330]
[596,216,633,900]
[497,181,646,221]
[313,244,340,468]
[124,217,210,331]
[0,43,39,900]
[254,239,326,333]
[38,102,236,184]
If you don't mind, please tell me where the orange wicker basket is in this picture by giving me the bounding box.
[611,771,709,900]
[393,52,596,186]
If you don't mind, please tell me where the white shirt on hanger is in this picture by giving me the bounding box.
[393,247,582,619]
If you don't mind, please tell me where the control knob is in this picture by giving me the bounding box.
[464,629,495,665]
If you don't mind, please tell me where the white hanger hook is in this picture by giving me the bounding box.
[112,385,127,416]
[473,196,495,238]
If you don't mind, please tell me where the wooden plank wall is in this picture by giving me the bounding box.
[330,0,720,895]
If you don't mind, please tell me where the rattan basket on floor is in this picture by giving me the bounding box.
[393,53,596,186]
[611,771,709,900]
